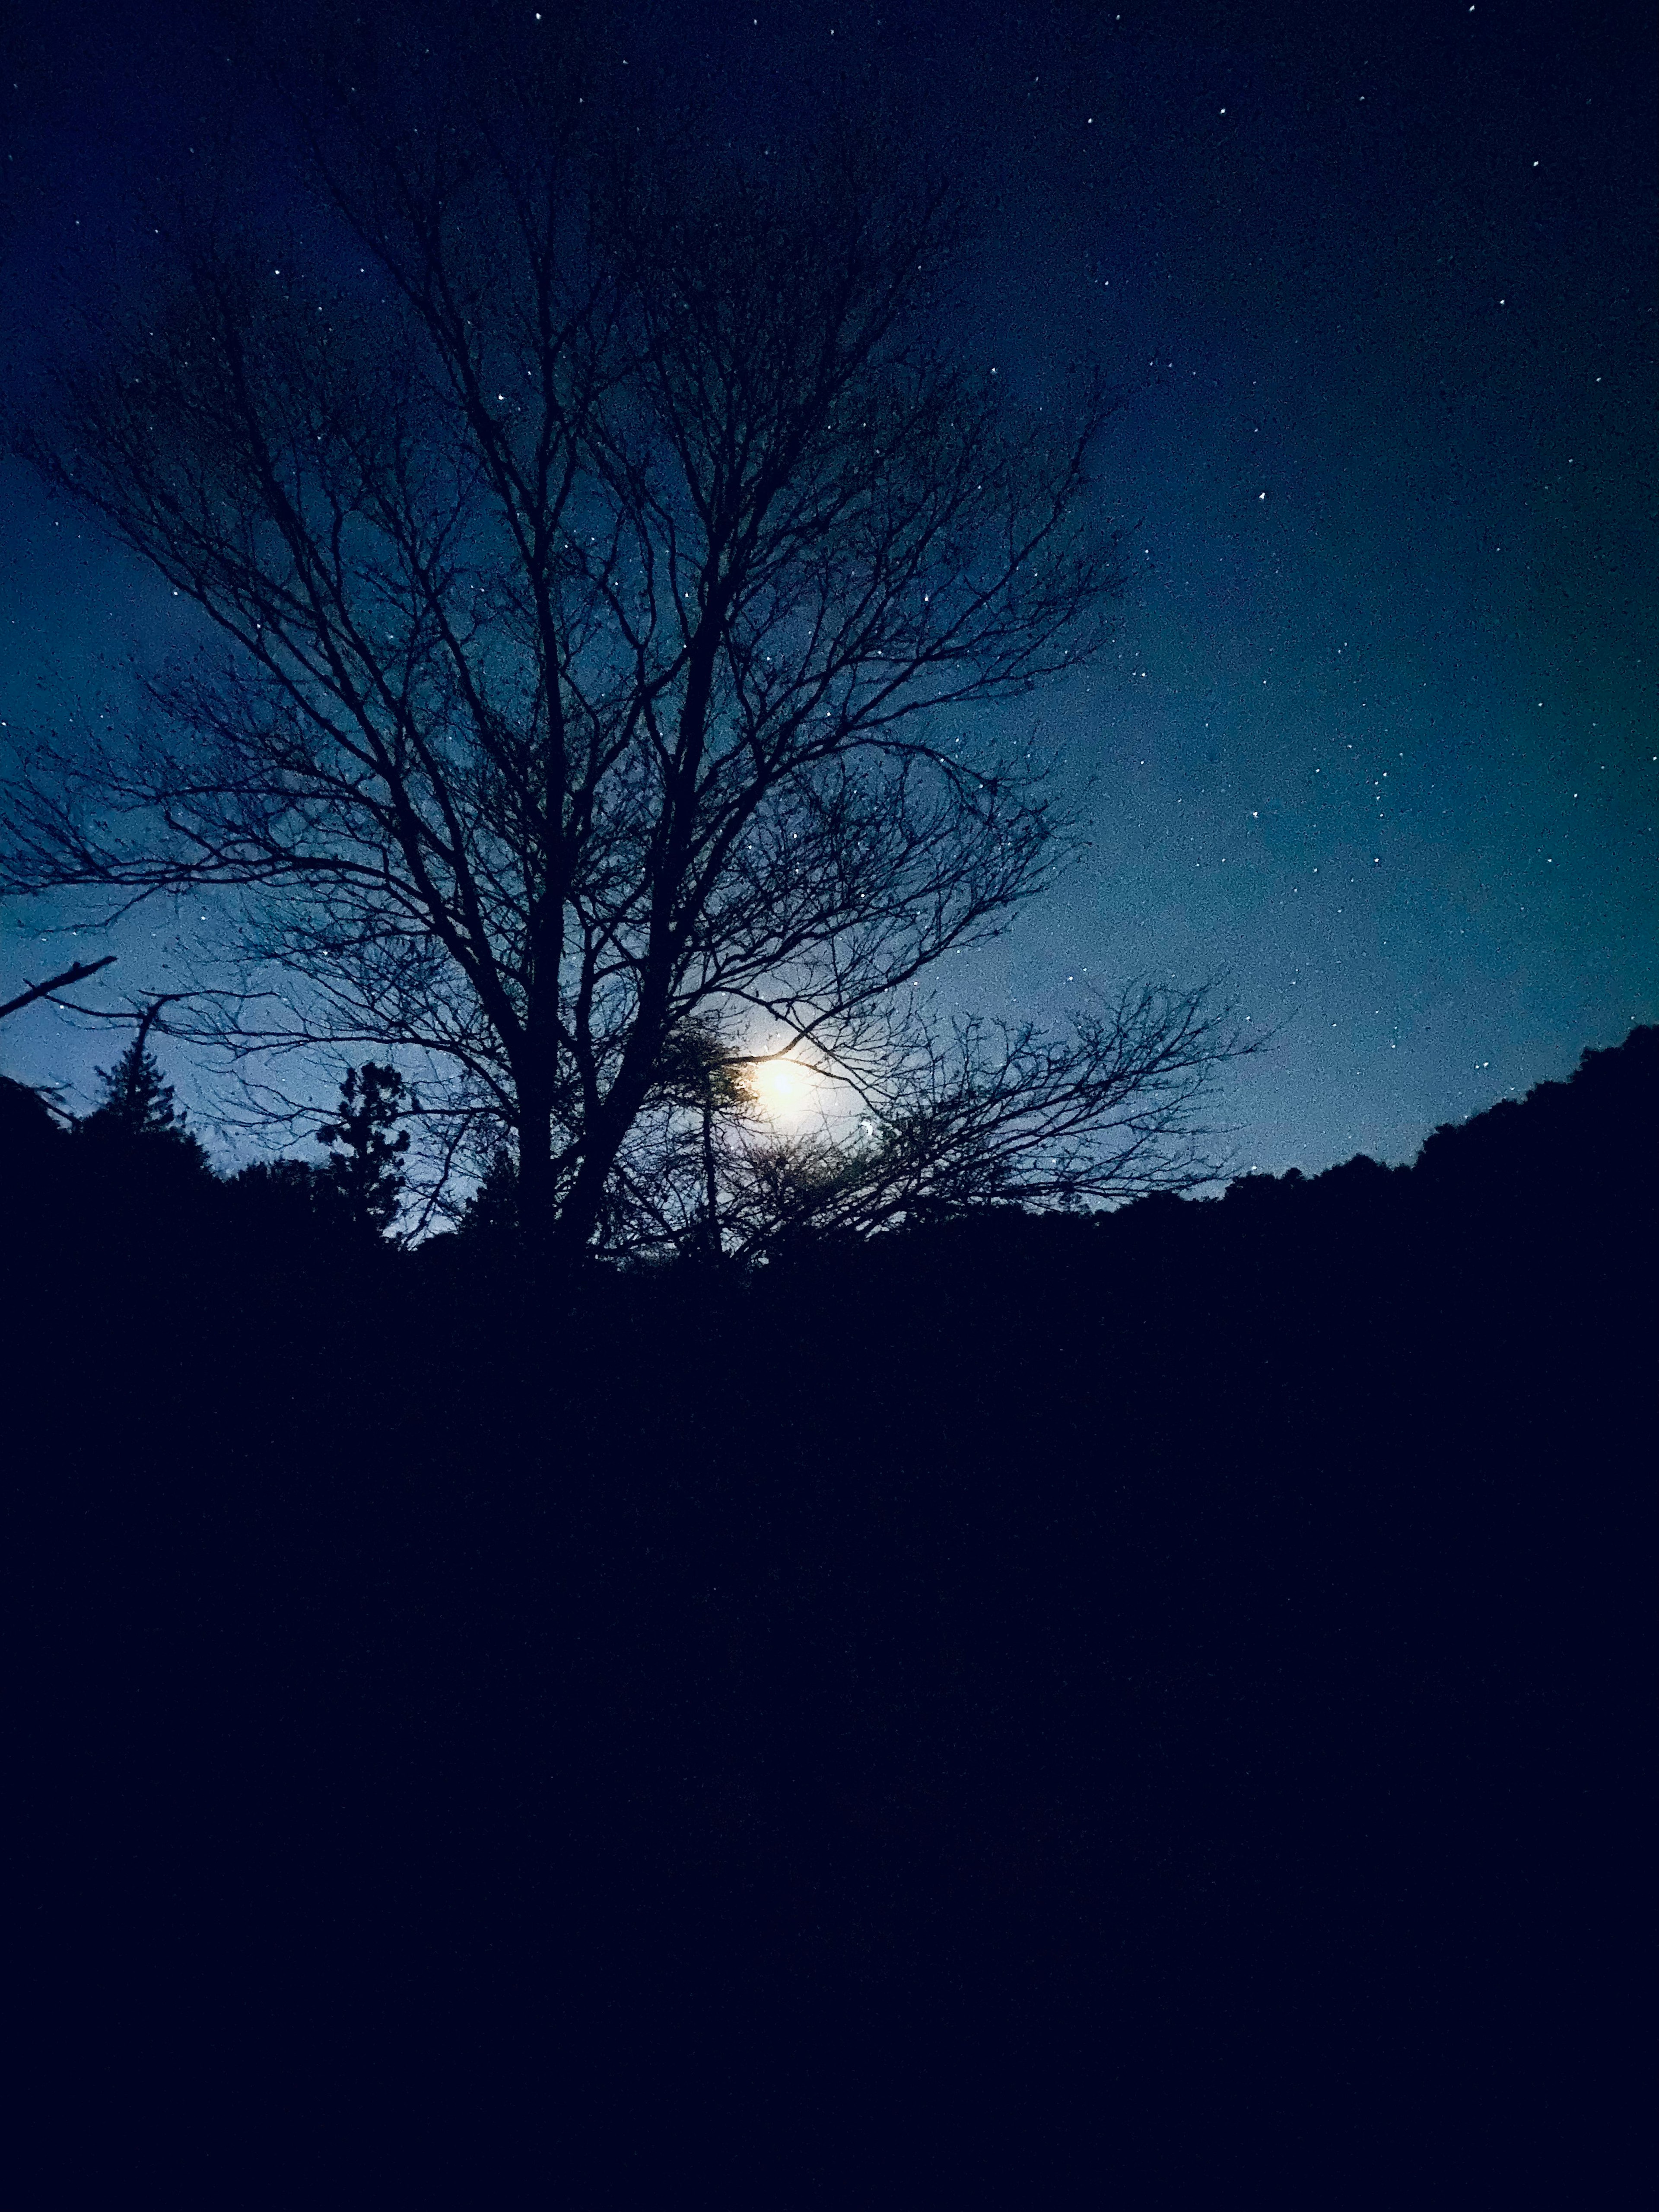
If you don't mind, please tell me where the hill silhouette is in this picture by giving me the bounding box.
[4,1030,1652,2192]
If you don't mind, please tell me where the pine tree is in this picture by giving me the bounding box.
[89,1036,180,1138]
[80,1008,207,1169]
[459,1146,520,1243]
[315,1063,414,1236]
[653,1020,756,1259]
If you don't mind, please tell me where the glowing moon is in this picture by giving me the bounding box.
[753,1059,800,1110]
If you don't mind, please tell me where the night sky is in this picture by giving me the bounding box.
[2,0,1654,1176]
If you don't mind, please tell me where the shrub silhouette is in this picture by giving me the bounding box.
[0,1073,60,1157]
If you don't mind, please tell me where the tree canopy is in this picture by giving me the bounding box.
[2,10,1241,1255]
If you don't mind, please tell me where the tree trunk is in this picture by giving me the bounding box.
[701,1094,721,1260]
[515,1089,557,1249]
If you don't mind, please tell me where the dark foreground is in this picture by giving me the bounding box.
[6,1032,1652,2195]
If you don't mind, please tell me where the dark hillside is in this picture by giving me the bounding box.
[5,1029,1653,2192]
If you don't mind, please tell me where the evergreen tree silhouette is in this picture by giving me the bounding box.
[89,1037,180,1138]
[459,1146,520,1243]
[315,1063,414,1235]
[79,1005,207,1168]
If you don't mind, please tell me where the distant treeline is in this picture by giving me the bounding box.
[4,1021,1653,1276]
[4,1027,1652,2193]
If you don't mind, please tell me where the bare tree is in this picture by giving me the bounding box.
[638,981,1238,1263]
[1,16,1236,1255]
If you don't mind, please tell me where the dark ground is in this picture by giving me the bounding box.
[5,1029,1651,2197]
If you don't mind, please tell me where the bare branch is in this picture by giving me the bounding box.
[0,955,117,1023]
[1,41,1233,1254]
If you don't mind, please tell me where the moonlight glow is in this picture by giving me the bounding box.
[752,1058,803,1113]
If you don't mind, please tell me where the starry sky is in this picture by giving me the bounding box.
[2,0,1654,1175]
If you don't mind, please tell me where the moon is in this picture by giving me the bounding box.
[753,1059,801,1111]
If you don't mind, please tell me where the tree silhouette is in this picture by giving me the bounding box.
[78,1001,206,1163]
[87,1039,179,1142]
[315,1063,414,1236]
[458,1145,521,1246]
[70,1004,211,1194]
[1,12,1241,1252]
[0,1074,60,1155]
[648,1020,758,1259]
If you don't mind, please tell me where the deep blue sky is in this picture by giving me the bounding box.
[2,0,1654,1173]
